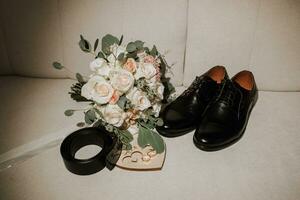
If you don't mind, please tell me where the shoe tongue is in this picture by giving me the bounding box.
[203,75,220,84]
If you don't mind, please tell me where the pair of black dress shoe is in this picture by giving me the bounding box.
[157,66,258,151]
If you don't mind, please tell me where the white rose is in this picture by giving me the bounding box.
[135,63,157,80]
[109,69,134,93]
[101,104,125,127]
[156,83,165,100]
[146,76,158,87]
[89,58,111,77]
[126,87,151,111]
[152,103,162,117]
[81,75,114,104]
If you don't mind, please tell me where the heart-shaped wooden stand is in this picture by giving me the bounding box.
[116,126,166,171]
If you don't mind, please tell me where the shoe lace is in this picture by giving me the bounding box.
[214,80,238,106]
[181,76,205,97]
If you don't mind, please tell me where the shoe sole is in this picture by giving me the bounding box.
[193,94,258,151]
[157,126,196,138]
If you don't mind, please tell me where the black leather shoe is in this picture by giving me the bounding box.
[157,66,229,137]
[193,70,258,151]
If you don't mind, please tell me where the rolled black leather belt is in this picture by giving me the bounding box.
[60,127,122,175]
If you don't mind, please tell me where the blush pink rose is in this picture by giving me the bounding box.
[143,55,155,64]
[109,90,120,104]
[123,58,137,73]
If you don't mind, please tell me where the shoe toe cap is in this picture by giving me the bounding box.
[194,122,234,147]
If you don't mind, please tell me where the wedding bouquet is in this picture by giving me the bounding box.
[53,34,175,154]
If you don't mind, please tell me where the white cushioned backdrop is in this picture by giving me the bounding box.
[0,0,187,86]
[184,0,300,91]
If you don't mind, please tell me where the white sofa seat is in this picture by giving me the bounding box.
[0,76,86,154]
[0,87,299,200]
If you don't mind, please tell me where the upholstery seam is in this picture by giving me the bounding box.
[181,0,189,87]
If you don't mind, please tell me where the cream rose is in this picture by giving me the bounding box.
[89,58,111,77]
[123,58,137,73]
[126,87,151,111]
[156,83,164,100]
[81,75,114,104]
[135,63,157,80]
[101,104,125,127]
[152,103,162,117]
[143,55,155,64]
[109,69,134,93]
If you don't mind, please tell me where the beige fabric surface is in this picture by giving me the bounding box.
[184,0,300,91]
[0,0,187,86]
[0,87,299,200]
[0,76,86,154]
[0,0,64,78]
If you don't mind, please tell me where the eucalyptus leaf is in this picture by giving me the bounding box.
[134,40,144,49]
[94,108,104,119]
[126,42,136,52]
[84,114,93,125]
[137,125,149,148]
[123,143,132,150]
[143,47,150,53]
[79,35,91,53]
[94,38,99,52]
[117,95,128,110]
[70,93,90,102]
[64,109,74,116]
[137,124,165,153]
[126,51,137,59]
[120,129,133,143]
[77,122,85,127]
[119,35,123,45]
[52,62,64,70]
[117,53,125,61]
[150,45,158,56]
[85,109,96,124]
[75,73,84,83]
[102,34,119,55]
[148,129,165,153]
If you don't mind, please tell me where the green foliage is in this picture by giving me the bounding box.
[64,109,74,116]
[159,55,176,102]
[117,52,125,62]
[134,40,144,50]
[102,34,119,55]
[79,35,91,53]
[118,129,134,144]
[94,38,99,52]
[52,62,64,70]
[76,122,85,127]
[75,73,84,83]
[137,123,165,153]
[84,109,96,124]
[69,82,91,102]
[118,35,123,45]
[150,45,158,56]
[117,95,133,110]
[161,77,175,102]
[126,40,144,53]
[126,42,136,52]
